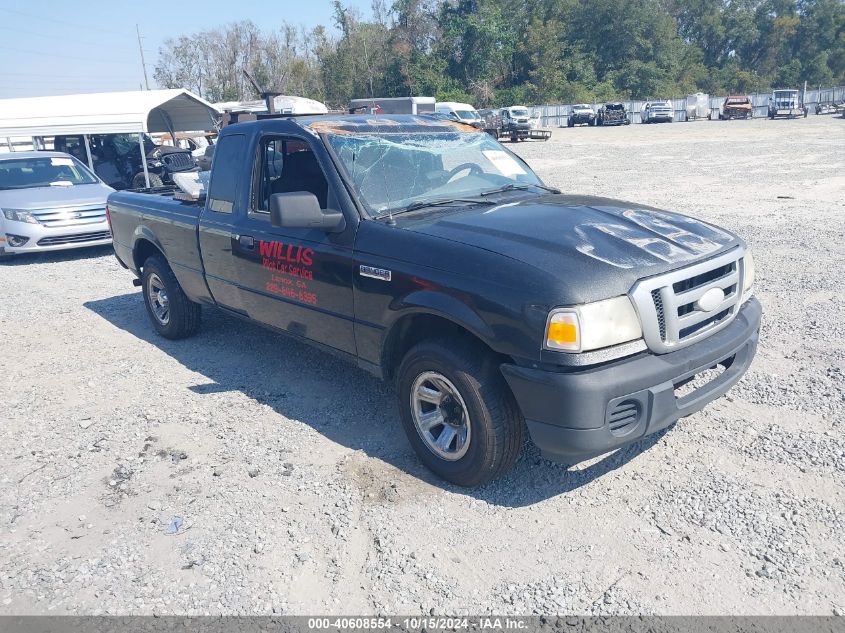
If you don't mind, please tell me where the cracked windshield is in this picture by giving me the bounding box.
[327,130,544,217]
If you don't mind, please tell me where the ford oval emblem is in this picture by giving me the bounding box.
[696,287,725,312]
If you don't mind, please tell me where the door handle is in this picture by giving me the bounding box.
[238,235,255,249]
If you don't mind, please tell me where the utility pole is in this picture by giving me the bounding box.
[137,24,150,90]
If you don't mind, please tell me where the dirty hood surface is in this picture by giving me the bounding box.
[398,194,741,303]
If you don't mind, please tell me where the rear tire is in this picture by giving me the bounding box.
[397,338,523,487]
[141,254,201,339]
[132,172,164,189]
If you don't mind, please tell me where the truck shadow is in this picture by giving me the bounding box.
[85,292,669,508]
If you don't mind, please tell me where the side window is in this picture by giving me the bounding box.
[207,134,246,214]
[254,136,329,213]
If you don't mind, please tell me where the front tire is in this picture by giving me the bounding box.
[397,338,523,487]
[141,254,201,339]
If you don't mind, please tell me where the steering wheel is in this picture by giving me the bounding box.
[446,162,484,182]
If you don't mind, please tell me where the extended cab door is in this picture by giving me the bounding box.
[228,133,358,355]
[198,132,250,313]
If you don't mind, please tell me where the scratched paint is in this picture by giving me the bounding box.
[574,206,733,269]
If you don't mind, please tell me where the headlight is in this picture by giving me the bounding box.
[742,250,755,302]
[2,208,39,224]
[545,295,643,353]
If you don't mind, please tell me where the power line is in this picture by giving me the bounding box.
[0,45,140,65]
[0,25,138,55]
[0,7,133,41]
[0,79,139,86]
[0,71,132,79]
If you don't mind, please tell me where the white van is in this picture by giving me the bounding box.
[435,102,483,127]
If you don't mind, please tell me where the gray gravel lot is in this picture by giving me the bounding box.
[1,116,843,616]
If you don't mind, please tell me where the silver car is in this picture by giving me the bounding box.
[0,151,113,260]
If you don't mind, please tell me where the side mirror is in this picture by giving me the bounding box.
[269,192,345,233]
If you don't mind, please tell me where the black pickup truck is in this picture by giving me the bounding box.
[107,114,761,486]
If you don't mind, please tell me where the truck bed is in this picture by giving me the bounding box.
[108,190,206,298]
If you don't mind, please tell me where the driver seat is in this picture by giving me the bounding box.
[271,151,328,209]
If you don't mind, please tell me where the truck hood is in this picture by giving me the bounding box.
[155,146,193,157]
[0,182,113,210]
[397,194,741,303]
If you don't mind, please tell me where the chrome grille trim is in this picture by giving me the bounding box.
[37,230,111,246]
[630,247,746,353]
[29,205,107,228]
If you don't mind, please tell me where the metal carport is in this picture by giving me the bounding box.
[0,89,220,187]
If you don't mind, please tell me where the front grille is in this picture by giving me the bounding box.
[31,206,106,228]
[37,231,111,246]
[651,289,666,341]
[630,248,747,353]
[162,152,194,172]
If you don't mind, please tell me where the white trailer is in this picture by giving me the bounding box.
[685,93,711,121]
[349,97,435,115]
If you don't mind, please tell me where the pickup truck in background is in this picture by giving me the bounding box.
[720,96,753,120]
[641,101,675,123]
[567,104,596,127]
[107,114,761,486]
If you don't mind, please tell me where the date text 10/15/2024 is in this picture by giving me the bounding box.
[307,617,528,630]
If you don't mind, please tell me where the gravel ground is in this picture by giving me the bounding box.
[1,116,843,616]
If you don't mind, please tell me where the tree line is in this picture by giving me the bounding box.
[154,0,845,108]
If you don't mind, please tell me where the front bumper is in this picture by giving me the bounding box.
[3,218,112,254]
[501,297,761,463]
[723,108,752,118]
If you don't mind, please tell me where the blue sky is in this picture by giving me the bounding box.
[0,0,371,99]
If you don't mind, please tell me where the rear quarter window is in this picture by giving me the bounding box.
[207,134,246,214]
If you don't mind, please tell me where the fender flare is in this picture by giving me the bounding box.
[132,225,166,269]
[379,289,498,374]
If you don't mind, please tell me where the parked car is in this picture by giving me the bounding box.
[0,151,113,260]
[107,114,761,486]
[768,90,807,119]
[641,101,674,123]
[499,106,532,141]
[567,104,596,127]
[435,102,484,128]
[54,133,196,190]
[596,103,630,126]
[719,96,753,120]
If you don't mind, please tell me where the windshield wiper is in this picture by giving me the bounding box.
[390,197,493,216]
[480,183,561,196]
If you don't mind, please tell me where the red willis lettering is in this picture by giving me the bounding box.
[258,240,314,267]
